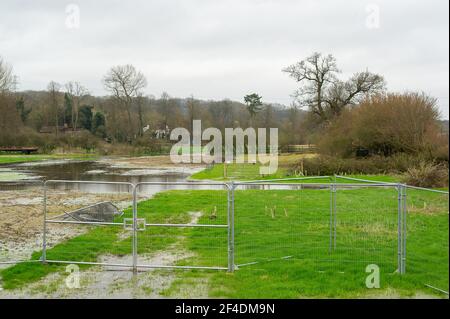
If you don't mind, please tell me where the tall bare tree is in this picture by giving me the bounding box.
[283,52,385,122]
[0,56,16,93]
[47,81,61,136]
[136,93,145,137]
[0,57,22,137]
[103,64,147,138]
[159,91,170,129]
[65,81,89,130]
[187,95,196,142]
[0,59,15,93]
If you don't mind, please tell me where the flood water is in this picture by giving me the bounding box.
[0,159,324,195]
[10,160,190,183]
[0,160,225,195]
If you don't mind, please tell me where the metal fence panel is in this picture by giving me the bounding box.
[333,184,399,273]
[405,187,449,295]
[134,182,230,271]
[42,180,134,268]
[232,182,404,277]
[233,182,332,271]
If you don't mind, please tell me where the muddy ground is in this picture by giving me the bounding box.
[0,206,210,299]
[98,155,206,170]
[0,244,209,299]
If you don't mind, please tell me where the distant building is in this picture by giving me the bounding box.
[142,124,170,139]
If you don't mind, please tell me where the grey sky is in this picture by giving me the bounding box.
[1,0,448,118]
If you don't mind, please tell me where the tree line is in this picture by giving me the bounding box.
[0,53,447,161]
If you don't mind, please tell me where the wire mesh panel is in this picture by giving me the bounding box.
[135,182,229,270]
[0,180,44,264]
[333,184,399,273]
[43,181,134,268]
[233,182,332,270]
[405,187,449,295]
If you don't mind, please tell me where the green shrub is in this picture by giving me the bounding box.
[291,154,446,177]
[318,93,447,159]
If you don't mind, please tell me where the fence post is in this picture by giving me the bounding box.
[228,182,235,272]
[227,183,232,272]
[224,162,228,179]
[397,183,402,274]
[132,184,138,274]
[333,183,337,250]
[328,182,337,252]
[402,184,407,274]
[41,181,47,264]
[329,183,333,253]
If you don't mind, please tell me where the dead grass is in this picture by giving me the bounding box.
[0,189,132,262]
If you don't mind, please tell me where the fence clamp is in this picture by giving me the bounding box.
[123,218,146,231]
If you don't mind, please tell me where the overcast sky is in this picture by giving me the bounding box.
[0,0,448,118]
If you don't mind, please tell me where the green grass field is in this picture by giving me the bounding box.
[189,158,402,183]
[1,186,448,298]
[191,163,403,187]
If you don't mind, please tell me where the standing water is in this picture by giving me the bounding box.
[0,159,215,195]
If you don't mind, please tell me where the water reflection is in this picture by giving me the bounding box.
[1,161,332,196]
[2,161,193,195]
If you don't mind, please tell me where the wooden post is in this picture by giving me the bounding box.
[224,161,227,179]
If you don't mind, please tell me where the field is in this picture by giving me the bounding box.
[0,183,448,298]
[189,154,403,183]
[190,154,313,181]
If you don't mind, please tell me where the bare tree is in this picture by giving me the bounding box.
[0,56,16,93]
[159,91,170,129]
[103,64,147,138]
[283,52,385,122]
[187,95,196,142]
[65,81,89,130]
[209,99,233,133]
[47,81,61,136]
[136,93,145,137]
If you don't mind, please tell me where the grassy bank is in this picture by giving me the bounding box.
[1,187,447,298]
[189,157,402,184]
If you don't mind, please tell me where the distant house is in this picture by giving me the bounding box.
[153,128,169,139]
[142,124,170,139]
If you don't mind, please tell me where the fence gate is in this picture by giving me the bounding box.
[134,182,231,271]
[42,180,135,268]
